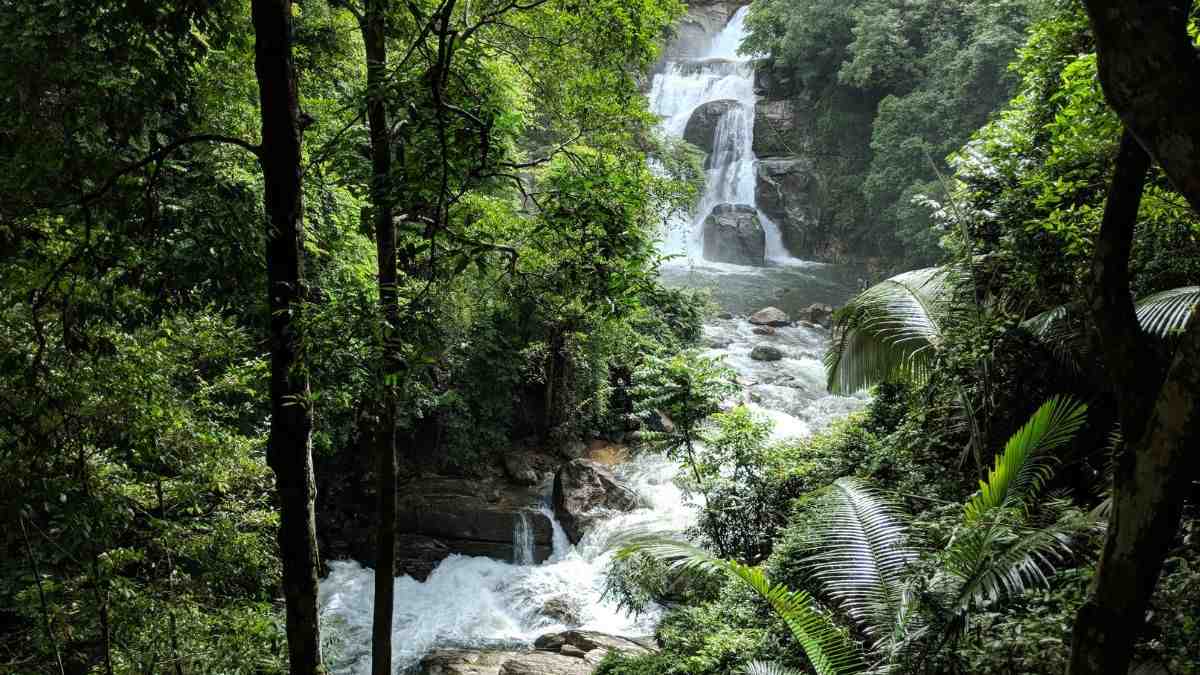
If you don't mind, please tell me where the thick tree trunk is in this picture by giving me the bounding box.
[1081,0,1200,212]
[1066,2,1200,661]
[251,1,324,673]
[361,2,400,674]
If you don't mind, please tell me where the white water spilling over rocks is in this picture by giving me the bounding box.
[648,6,791,266]
[317,8,867,674]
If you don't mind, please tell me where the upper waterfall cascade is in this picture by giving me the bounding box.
[648,6,792,265]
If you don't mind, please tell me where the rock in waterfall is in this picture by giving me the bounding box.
[701,203,765,265]
[553,459,640,544]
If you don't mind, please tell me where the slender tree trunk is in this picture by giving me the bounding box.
[251,2,324,672]
[1067,131,1200,674]
[361,2,400,673]
[19,515,65,675]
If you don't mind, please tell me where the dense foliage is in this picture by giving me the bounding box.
[742,0,1037,265]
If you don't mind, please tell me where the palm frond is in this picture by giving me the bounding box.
[963,396,1088,523]
[943,513,1090,617]
[617,539,865,675]
[1135,286,1200,338]
[825,267,958,395]
[745,661,805,675]
[803,478,916,642]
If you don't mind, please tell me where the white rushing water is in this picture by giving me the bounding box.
[648,6,791,266]
[317,9,866,674]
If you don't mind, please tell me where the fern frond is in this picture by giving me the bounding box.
[963,396,1088,523]
[803,478,916,643]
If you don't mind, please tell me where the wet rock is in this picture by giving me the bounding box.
[683,99,742,154]
[802,303,834,329]
[752,326,776,336]
[658,2,746,60]
[702,203,765,266]
[717,311,734,319]
[755,158,819,256]
[533,630,656,657]
[498,652,591,675]
[749,306,790,327]
[552,459,640,544]
[395,478,555,576]
[750,345,784,362]
[540,595,585,626]
[420,650,520,675]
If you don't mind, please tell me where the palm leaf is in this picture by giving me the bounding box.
[802,478,917,643]
[963,396,1088,523]
[825,267,957,395]
[1135,286,1200,338]
[745,661,805,675]
[617,539,865,675]
[942,513,1091,617]
[1022,286,1200,362]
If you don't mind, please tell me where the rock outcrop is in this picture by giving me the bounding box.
[756,158,819,256]
[749,306,790,327]
[682,99,741,154]
[702,203,765,266]
[553,459,640,544]
[417,631,655,675]
[658,1,751,61]
[752,98,798,158]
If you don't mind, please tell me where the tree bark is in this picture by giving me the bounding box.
[1081,0,1200,212]
[1067,3,1200,668]
[251,1,325,673]
[361,2,400,674]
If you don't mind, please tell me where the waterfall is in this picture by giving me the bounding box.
[315,10,867,674]
[648,6,792,265]
[513,512,534,566]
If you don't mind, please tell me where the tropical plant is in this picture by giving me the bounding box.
[963,396,1089,523]
[824,266,956,395]
[624,398,1096,673]
[616,539,866,675]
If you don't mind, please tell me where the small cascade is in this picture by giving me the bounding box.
[512,512,535,566]
[648,6,792,266]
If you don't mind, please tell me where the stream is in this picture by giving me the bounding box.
[317,8,866,673]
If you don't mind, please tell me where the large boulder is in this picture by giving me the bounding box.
[533,631,655,657]
[750,345,784,362]
[749,306,790,327]
[702,203,765,266]
[802,303,835,329]
[498,653,592,675]
[755,158,819,256]
[553,459,640,544]
[682,99,741,154]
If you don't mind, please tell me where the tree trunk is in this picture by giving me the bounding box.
[251,1,324,673]
[361,2,400,674]
[1081,0,1200,212]
[1066,4,1200,660]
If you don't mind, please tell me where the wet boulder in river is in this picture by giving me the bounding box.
[750,345,784,362]
[749,306,790,327]
[553,459,640,544]
[702,203,765,266]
